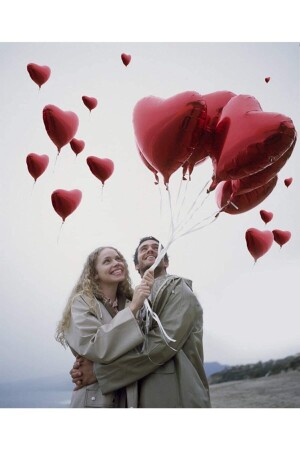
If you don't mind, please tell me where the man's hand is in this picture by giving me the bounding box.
[70,356,97,391]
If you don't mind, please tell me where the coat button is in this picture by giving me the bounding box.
[91,396,96,401]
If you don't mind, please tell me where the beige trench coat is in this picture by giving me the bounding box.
[94,275,211,408]
[65,294,144,407]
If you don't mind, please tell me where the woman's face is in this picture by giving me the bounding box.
[95,248,126,285]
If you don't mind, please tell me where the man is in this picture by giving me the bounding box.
[70,236,211,408]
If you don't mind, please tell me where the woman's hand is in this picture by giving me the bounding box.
[130,269,154,315]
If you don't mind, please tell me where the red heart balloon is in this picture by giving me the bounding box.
[70,138,85,156]
[245,228,274,262]
[265,77,271,83]
[86,156,114,185]
[27,63,51,88]
[43,105,79,152]
[272,229,291,247]
[121,53,131,66]
[231,144,294,195]
[137,146,159,184]
[284,177,293,187]
[182,91,236,179]
[26,153,49,181]
[51,189,82,222]
[209,95,296,184]
[216,176,277,215]
[82,96,98,112]
[133,91,206,185]
[260,210,273,224]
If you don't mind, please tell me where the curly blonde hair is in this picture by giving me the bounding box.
[55,246,133,347]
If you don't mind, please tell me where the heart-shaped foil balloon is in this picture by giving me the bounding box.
[51,189,82,222]
[245,228,274,262]
[43,105,79,152]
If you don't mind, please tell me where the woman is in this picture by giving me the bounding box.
[56,246,153,408]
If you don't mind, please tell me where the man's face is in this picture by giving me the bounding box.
[135,239,168,276]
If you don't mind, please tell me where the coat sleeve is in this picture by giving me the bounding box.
[94,278,200,394]
[65,296,145,364]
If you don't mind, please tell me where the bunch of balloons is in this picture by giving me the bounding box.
[133,90,296,264]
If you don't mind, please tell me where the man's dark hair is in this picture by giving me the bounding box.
[133,236,169,265]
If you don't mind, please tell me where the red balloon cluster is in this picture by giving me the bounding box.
[133,91,296,208]
[26,63,117,227]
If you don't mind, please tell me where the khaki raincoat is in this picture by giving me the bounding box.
[94,275,211,408]
[65,294,144,407]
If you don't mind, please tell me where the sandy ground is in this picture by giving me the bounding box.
[209,370,300,408]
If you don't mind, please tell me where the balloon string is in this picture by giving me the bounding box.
[31,180,36,195]
[53,152,59,173]
[174,177,190,226]
[101,184,104,202]
[57,221,64,244]
[167,186,175,236]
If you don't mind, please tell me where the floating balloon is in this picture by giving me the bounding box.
[231,144,294,195]
[245,228,274,262]
[209,95,296,187]
[284,177,293,187]
[70,138,85,156]
[27,63,51,88]
[26,153,49,181]
[133,91,207,185]
[182,91,236,180]
[43,105,79,153]
[51,189,82,222]
[138,146,159,184]
[121,53,131,66]
[216,176,278,215]
[260,210,273,224]
[86,156,114,186]
[272,229,291,248]
[265,77,271,83]
[82,96,98,112]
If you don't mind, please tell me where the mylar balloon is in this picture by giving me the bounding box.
[183,91,236,179]
[51,189,82,222]
[138,147,159,184]
[245,228,274,262]
[27,63,51,88]
[216,176,278,215]
[43,105,79,153]
[82,96,98,112]
[121,53,131,66]
[86,156,114,185]
[272,229,291,248]
[284,177,293,187]
[70,138,85,156]
[26,153,49,181]
[265,77,271,83]
[133,91,207,185]
[231,144,294,195]
[260,210,273,224]
[209,95,296,185]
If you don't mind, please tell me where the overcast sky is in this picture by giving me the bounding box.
[0,41,299,383]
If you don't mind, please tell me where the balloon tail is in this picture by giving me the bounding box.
[57,221,64,244]
[31,180,36,195]
[101,184,104,202]
[53,152,59,173]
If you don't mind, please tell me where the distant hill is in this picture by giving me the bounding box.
[204,361,229,377]
[209,353,300,385]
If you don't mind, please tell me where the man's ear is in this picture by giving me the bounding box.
[135,264,141,274]
[163,259,169,269]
